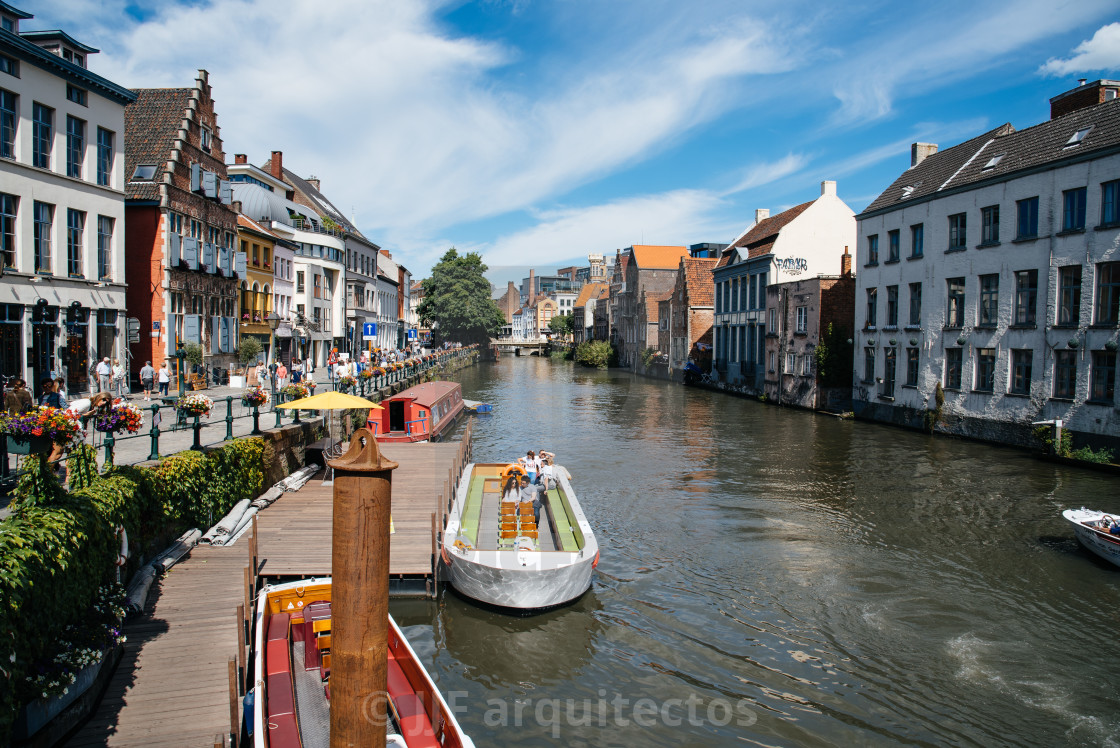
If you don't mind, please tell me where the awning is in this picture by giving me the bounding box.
[275,324,293,338]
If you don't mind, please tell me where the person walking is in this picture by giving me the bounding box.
[157,362,171,397]
[4,379,32,415]
[96,357,112,392]
[112,358,126,396]
[139,361,155,400]
[276,362,288,388]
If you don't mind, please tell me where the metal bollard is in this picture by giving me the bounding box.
[225,396,235,441]
[275,393,283,429]
[192,415,203,451]
[251,405,262,435]
[104,429,115,466]
[148,404,161,461]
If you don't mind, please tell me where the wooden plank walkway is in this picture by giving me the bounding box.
[65,431,471,748]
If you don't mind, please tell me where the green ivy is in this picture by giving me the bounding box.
[0,437,268,741]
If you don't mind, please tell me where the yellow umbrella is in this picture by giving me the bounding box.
[275,390,383,410]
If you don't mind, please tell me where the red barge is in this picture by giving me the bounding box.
[367,381,464,442]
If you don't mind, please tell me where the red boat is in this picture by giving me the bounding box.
[367,381,464,442]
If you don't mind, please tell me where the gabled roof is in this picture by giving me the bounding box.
[596,285,610,300]
[260,157,373,244]
[20,29,98,53]
[124,87,193,202]
[862,99,1120,216]
[681,257,717,306]
[629,244,689,270]
[725,200,815,262]
[574,282,606,307]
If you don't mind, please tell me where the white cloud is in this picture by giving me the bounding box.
[1039,23,1120,76]
[723,153,809,196]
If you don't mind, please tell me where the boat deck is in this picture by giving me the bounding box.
[64,438,471,748]
[458,465,582,553]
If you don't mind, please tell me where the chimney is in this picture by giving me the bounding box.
[231,200,242,214]
[270,150,283,180]
[755,208,770,224]
[841,245,852,277]
[306,175,320,191]
[234,153,247,164]
[820,180,836,196]
[528,269,536,306]
[1050,79,1120,119]
[911,143,938,167]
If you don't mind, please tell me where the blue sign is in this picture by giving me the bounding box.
[407,329,417,341]
[362,322,378,339]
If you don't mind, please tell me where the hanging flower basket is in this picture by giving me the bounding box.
[242,387,270,407]
[0,406,81,448]
[337,375,357,392]
[176,393,214,418]
[93,403,144,434]
[280,383,310,400]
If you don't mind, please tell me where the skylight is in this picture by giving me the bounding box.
[982,154,1004,170]
[131,164,157,181]
[1066,127,1092,147]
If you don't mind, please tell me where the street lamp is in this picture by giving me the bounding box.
[267,311,280,393]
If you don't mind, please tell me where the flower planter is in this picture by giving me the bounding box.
[12,645,120,743]
[6,434,54,454]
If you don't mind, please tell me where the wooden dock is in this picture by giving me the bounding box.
[65,427,472,748]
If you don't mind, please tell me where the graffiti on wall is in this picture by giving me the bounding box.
[775,257,808,276]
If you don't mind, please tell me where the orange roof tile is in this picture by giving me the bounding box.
[630,244,689,270]
[574,282,607,307]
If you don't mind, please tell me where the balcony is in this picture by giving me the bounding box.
[291,216,345,239]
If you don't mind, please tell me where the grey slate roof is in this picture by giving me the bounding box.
[861,98,1120,216]
[124,88,192,202]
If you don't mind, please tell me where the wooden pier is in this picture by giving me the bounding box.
[65,426,472,748]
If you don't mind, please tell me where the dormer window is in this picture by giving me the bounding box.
[982,154,1004,170]
[2,16,14,33]
[61,48,85,68]
[1066,127,1092,147]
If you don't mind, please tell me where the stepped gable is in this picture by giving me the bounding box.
[124,87,192,202]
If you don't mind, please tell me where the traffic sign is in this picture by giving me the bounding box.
[407,329,417,341]
[363,322,377,339]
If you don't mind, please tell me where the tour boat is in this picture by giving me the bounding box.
[441,463,599,610]
[368,382,464,443]
[1063,508,1120,568]
[250,577,473,748]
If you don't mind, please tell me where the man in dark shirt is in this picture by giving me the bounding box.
[519,474,546,524]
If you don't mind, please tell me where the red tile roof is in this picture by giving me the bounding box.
[630,244,689,270]
[574,282,606,307]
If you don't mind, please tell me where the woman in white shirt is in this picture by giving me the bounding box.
[112,359,126,396]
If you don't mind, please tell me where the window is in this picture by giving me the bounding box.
[768,351,775,372]
[1057,266,1082,326]
[1054,350,1077,399]
[252,244,259,266]
[200,125,212,153]
[1066,127,1092,147]
[1010,349,1032,395]
[982,153,1004,170]
[887,230,900,262]
[882,348,896,396]
[65,84,86,106]
[32,103,52,169]
[908,282,922,326]
[0,54,17,76]
[767,308,775,332]
[975,348,996,392]
[1091,351,1116,402]
[946,278,965,327]
[131,164,156,181]
[67,209,85,277]
[0,89,14,159]
[866,234,878,265]
[1097,262,1120,325]
[1062,187,1087,232]
[96,128,112,186]
[945,348,963,389]
[65,115,84,178]
[34,201,52,273]
[296,270,304,293]
[795,306,807,333]
[906,348,919,387]
[978,274,999,327]
[886,285,898,327]
[1101,180,1120,227]
[864,348,875,382]
[786,351,795,372]
[801,354,812,376]
[910,223,924,258]
[1013,270,1037,326]
[0,192,14,269]
[981,205,999,245]
[749,275,758,309]
[1016,197,1039,239]
[866,288,877,328]
[97,216,112,280]
[948,213,967,250]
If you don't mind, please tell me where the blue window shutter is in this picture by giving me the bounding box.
[211,316,221,354]
[168,232,181,267]
[220,180,232,205]
[223,316,233,353]
[203,171,218,198]
[184,238,199,270]
[235,251,246,277]
[184,314,200,344]
[191,163,201,192]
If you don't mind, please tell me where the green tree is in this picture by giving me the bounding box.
[417,248,506,346]
[237,336,263,365]
[548,312,574,338]
[814,323,852,388]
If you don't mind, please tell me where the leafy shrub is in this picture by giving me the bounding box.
[574,340,614,369]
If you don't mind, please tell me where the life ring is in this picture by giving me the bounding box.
[500,464,526,482]
[114,525,129,567]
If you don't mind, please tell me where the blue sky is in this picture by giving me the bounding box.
[26,1,1120,286]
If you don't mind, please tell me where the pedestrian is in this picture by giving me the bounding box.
[276,362,288,387]
[55,377,69,409]
[255,362,265,387]
[139,360,155,400]
[157,362,170,397]
[39,378,61,408]
[268,360,278,390]
[5,379,32,415]
[112,358,126,396]
[290,365,302,385]
[96,357,112,392]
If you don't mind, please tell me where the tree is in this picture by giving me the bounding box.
[237,336,263,365]
[417,248,505,346]
[548,312,574,338]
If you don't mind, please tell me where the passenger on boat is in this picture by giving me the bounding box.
[502,475,520,502]
[519,450,541,483]
[519,474,546,524]
[539,457,554,489]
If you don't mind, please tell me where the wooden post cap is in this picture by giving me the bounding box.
[327,428,398,473]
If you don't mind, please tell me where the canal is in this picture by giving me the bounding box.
[391,356,1119,747]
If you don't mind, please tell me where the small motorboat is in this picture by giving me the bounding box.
[250,577,473,747]
[441,463,598,610]
[462,399,492,414]
[367,382,464,442]
[1062,508,1120,568]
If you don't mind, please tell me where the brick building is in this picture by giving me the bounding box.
[667,256,717,376]
[609,245,689,369]
[124,70,242,386]
[572,282,607,343]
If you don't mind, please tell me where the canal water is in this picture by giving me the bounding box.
[391,356,1120,747]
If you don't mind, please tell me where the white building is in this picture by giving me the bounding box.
[0,5,135,395]
[853,80,1120,451]
[712,181,856,388]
